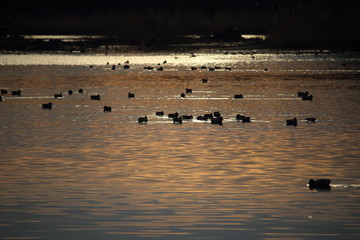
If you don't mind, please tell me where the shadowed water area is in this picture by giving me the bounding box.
[0,51,360,239]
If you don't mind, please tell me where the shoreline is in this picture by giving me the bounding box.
[1,35,359,55]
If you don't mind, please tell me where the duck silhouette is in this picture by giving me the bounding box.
[308,179,331,190]
[42,102,52,109]
[173,116,183,124]
[168,112,179,118]
[156,111,164,116]
[54,93,63,98]
[91,94,100,100]
[138,116,148,123]
[103,106,112,112]
[286,118,297,126]
[182,115,193,120]
[305,117,316,122]
[11,90,21,96]
[211,117,223,125]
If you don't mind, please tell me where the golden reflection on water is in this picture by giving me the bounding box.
[0,53,360,239]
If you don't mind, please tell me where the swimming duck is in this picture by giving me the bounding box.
[201,78,208,83]
[211,117,223,125]
[186,88,192,93]
[173,116,183,124]
[196,116,207,121]
[128,92,135,98]
[242,117,251,123]
[138,116,148,123]
[91,94,100,100]
[42,102,52,109]
[54,93,63,98]
[305,117,316,122]
[78,88,84,93]
[1,89,8,94]
[308,179,331,190]
[301,95,313,101]
[286,118,297,126]
[68,90,73,95]
[213,111,221,117]
[168,112,179,118]
[103,106,112,112]
[182,115,193,120]
[234,94,243,99]
[236,114,245,120]
[180,93,185,98]
[156,111,164,116]
[11,90,21,96]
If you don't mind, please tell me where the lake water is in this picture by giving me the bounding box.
[0,51,360,240]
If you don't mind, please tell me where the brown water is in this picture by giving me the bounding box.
[0,51,360,240]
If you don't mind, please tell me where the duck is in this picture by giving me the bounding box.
[305,117,316,122]
[103,106,112,112]
[308,179,331,190]
[234,94,243,99]
[90,94,100,100]
[180,93,185,98]
[186,88,192,93]
[54,93,63,98]
[236,114,245,120]
[112,65,116,70]
[124,65,130,69]
[156,111,164,116]
[213,111,221,117]
[173,116,183,124]
[157,66,163,71]
[286,118,297,126]
[42,102,52,109]
[128,92,135,98]
[191,66,198,71]
[1,89,8,94]
[204,113,213,120]
[78,88,84,93]
[201,78,208,83]
[68,89,73,95]
[182,115,193,120]
[242,117,251,123]
[301,95,313,101]
[297,91,313,100]
[11,90,21,96]
[211,117,223,125]
[168,112,179,118]
[297,91,309,97]
[196,116,207,121]
[138,116,148,123]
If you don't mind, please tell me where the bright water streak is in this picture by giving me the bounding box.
[0,51,360,240]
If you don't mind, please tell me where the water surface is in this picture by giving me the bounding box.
[1,51,360,240]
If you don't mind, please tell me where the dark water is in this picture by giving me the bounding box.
[0,52,360,239]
